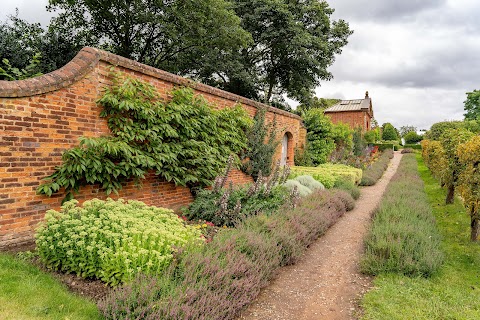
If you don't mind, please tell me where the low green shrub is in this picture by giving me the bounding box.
[361,154,443,277]
[401,148,415,154]
[293,175,325,191]
[185,184,288,227]
[283,180,312,197]
[372,143,394,152]
[290,168,336,188]
[36,199,202,285]
[331,189,355,211]
[318,163,363,184]
[290,163,362,188]
[185,159,291,227]
[334,177,360,200]
[99,189,351,319]
[403,143,422,150]
[360,149,393,186]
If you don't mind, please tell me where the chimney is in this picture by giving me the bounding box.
[365,91,369,98]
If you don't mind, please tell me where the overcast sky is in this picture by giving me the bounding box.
[2,0,480,130]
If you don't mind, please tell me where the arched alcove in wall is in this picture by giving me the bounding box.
[281,131,294,166]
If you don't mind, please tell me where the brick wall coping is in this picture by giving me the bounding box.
[0,47,302,121]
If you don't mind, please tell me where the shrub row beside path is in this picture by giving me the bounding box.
[361,154,480,319]
[239,151,402,320]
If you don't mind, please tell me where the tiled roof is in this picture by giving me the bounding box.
[325,98,372,113]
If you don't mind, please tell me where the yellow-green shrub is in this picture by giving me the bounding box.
[36,199,202,285]
[289,167,336,188]
[421,139,446,181]
[457,136,480,241]
[290,164,362,188]
[317,163,362,184]
[439,129,474,204]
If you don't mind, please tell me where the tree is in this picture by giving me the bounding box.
[399,125,417,137]
[303,109,335,165]
[294,97,340,116]
[330,122,353,161]
[457,136,480,241]
[404,131,423,144]
[421,139,447,182]
[364,130,377,144]
[204,0,352,103]
[0,14,82,79]
[439,128,474,204]
[352,127,367,156]
[381,123,398,141]
[241,107,279,179]
[424,121,464,141]
[47,0,251,76]
[0,53,42,80]
[463,90,480,121]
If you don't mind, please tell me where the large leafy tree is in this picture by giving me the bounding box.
[0,14,80,79]
[399,125,416,137]
[404,131,423,144]
[200,0,352,103]
[381,123,398,141]
[47,0,251,75]
[463,90,480,121]
[424,120,480,141]
[294,96,340,116]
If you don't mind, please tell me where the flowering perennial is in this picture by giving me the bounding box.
[36,199,202,285]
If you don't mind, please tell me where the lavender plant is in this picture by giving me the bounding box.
[99,188,351,320]
[185,160,291,226]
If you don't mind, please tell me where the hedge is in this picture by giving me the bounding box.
[360,149,394,186]
[290,164,362,187]
[372,143,394,152]
[403,143,422,150]
[361,154,443,276]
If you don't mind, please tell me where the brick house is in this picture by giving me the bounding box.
[324,91,374,131]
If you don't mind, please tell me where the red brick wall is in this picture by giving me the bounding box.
[325,111,371,132]
[0,47,306,248]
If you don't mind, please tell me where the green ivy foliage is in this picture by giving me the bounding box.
[38,75,252,199]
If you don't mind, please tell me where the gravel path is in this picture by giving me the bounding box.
[239,151,403,320]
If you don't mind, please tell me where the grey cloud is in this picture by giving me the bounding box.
[329,0,447,22]
[1,0,54,26]
[367,51,480,89]
[329,30,480,90]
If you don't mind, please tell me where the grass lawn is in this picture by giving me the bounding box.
[361,153,480,320]
[0,253,100,320]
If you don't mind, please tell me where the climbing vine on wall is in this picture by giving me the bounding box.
[37,74,252,200]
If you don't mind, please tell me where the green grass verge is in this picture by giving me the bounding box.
[361,154,480,320]
[0,253,100,320]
